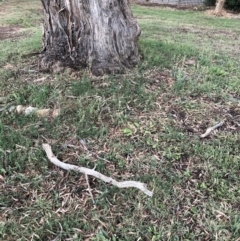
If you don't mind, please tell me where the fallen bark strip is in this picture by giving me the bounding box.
[42,144,153,197]
[200,121,224,138]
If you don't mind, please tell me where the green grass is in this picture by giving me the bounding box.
[1,1,240,241]
[0,0,42,27]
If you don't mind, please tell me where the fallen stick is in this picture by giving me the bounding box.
[42,144,153,197]
[200,121,224,138]
[85,174,95,204]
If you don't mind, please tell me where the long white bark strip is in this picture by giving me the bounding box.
[200,121,224,138]
[42,144,153,197]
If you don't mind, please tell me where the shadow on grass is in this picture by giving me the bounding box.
[139,38,199,70]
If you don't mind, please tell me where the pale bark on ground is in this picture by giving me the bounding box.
[43,144,153,197]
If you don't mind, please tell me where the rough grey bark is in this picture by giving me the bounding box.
[39,0,141,76]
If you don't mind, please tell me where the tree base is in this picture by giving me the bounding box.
[40,0,141,76]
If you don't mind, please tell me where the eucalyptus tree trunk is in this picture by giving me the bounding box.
[214,0,226,16]
[39,0,141,76]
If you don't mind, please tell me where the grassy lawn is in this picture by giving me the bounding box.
[1,1,240,240]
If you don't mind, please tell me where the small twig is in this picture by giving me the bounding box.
[85,174,95,204]
[65,142,110,163]
[200,121,224,138]
[42,144,153,197]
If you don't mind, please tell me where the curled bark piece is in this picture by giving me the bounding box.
[200,121,224,138]
[42,144,153,197]
[36,109,51,117]
[16,105,27,114]
[52,109,61,118]
[16,105,60,118]
[25,106,38,115]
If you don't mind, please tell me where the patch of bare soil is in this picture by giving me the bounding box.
[144,68,174,90]
[0,26,23,40]
[206,9,240,18]
[130,0,207,10]
[131,1,240,16]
